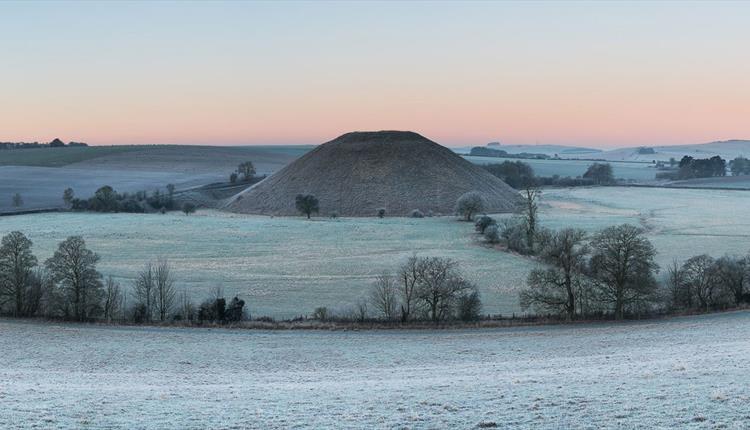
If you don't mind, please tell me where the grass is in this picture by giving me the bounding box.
[0,146,139,167]
[2,186,749,318]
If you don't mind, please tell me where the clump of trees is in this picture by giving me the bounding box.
[482,161,536,189]
[68,184,178,213]
[520,224,659,320]
[677,155,726,179]
[582,163,615,185]
[295,194,319,219]
[232,161,256,183]
[729,156,750,176]
[367,256,481,323]
[0,231,248,325]
[666,254,750,311]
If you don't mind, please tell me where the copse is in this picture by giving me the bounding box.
[583,163,615,185]
[182,202,196,215]
[295,194,319,219]
[482,161,536,189]
[237,161,256,181]
[455,191,485,221]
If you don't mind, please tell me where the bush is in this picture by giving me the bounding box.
[474,215,496,234]
[182,202,196,215]
[330,211,339,219]
[410,209,424,218]
[483,225,500,244]
[376,208,386,218]
[500,218,531,254]
[456,290,482,321]
[312,306,329,321]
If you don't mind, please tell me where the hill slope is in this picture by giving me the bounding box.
[226,131,521,216]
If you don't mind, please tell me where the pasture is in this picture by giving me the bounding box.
[2,186,749,318]
[1,311,748,428]
[463,155,658,181]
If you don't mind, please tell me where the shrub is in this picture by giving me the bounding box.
[410,209,424,218]
[182,202,196,215]
[483,225,500,244]
[376,208,386,218]
[474,215,496,234]
[330,211,339,219]
[295,194,319,219]
[456,290,482,321]
[312,306,329,321]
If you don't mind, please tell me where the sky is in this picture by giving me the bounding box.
[1,1,749,148]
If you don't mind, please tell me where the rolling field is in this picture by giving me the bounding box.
[0,145,311,212]
[463,155,657,181]
[2,186,750,318]
[2,311,748,428]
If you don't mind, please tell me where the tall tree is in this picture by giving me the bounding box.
[134,262,155,322]
[62,188,75,208]
[455,191,485,221]
[0,231,38,316]
[45,236,103,321]
[154,258,176,321]
[519,228,589,320]
[589,224,658,319]
[520,184,541,252]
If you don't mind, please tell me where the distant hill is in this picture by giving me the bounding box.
[453,144,601,158]
[600,140,750,162]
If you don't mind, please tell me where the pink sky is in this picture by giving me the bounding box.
[2,2,749,148]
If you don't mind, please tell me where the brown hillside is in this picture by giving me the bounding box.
[225,131,521,216]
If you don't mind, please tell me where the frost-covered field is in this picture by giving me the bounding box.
[1,186,749,318]
[463,155,657,181]
[0,211,538,318]
[1,311,749,429]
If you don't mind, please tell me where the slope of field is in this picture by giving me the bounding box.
[2,311,748,429]
[2,187,750,318]
[464,156,657,181]
[0,145,311,212]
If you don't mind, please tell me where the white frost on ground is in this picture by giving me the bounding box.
[1,312,749,429]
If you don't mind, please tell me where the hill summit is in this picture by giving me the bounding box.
[225,131,521,216]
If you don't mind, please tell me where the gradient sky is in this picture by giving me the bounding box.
[2,1,749,148]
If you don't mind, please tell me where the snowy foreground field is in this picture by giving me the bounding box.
[1,312,749,429]
[2,186,750,318]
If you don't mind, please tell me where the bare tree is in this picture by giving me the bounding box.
[370,274,399,320]
[133,262,155,322]
[179,289,195,321]
[589,224,659,319]
[414,257,471,322]
[236,161,256,181]
[520,184,541,252]
[154,258,176,321]
[665,259,688,310]
[45,236,103,321]
[11,193,23,208]
[682,255,719,311]
[713,255,747,306]
[397,255,421,322]
[0,231,38,316]
[519,228,588,320]
[103,275,123,322]
[63,188,75,208]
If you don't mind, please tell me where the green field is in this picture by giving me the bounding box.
[0,146,139,167]
[2,186,749,318]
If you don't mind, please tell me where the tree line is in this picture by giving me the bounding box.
[0,231,243,324]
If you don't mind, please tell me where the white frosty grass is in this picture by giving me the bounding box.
[1,312,749,429]
[2,186,749,318]
[0,211,538,318]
